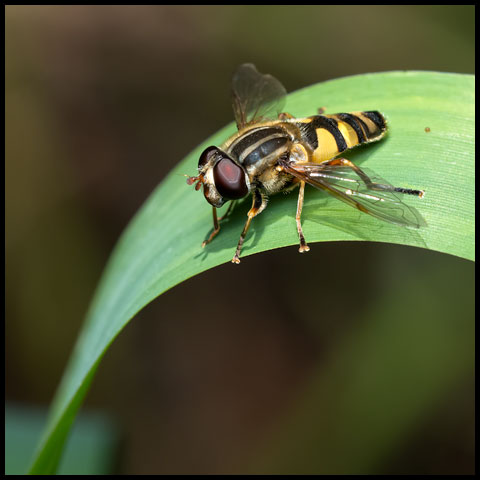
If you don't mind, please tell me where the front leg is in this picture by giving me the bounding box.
[202,201,237,247]
[202,207,220,247]
[232,190,267,264]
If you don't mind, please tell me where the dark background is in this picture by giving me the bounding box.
[5,5,474,474]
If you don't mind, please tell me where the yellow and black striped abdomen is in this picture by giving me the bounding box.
[295,111,387,164]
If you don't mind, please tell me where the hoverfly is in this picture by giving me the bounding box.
[187,64,424,264]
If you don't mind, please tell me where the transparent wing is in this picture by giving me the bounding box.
[231,63,287,130]
[280,161,425,228]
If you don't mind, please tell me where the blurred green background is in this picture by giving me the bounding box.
[5,5,474,475]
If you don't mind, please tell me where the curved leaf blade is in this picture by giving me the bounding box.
[29,71,474,474]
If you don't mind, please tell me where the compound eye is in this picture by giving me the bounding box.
[213,158,248,199]
[198,146,219,169]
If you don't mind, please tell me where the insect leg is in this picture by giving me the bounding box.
[218,200,236,221]
[202,201,238,247]
[278,112,295,120]
[232,190,267,264]
[325,158,424,197]
[202,207,220,247]
[296,181,310,253]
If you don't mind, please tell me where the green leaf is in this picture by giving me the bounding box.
[28,71,474,474]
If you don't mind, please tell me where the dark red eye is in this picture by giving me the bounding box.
[198,146,218,169]
[213,158,248,199]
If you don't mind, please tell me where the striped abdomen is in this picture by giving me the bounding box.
[226,125,291,168]
[295,111,387,163]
